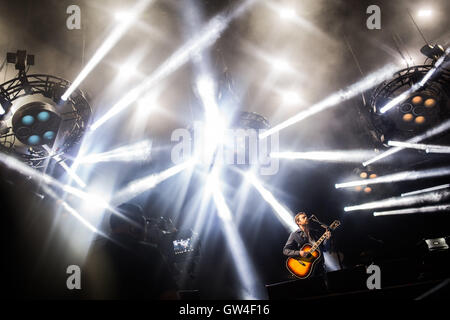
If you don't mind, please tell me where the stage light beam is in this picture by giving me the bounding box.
[344,190,450,212]
[374,204,450,216]
[402,184,450,197]
[90,0,260,132]
[245,171,297,232]
[76,140,152,164]
[205,166,263,299]
[363,118,450,166]
[260,64,397,139]
[112,159,195,206]
[335,166,450,189]
[380,48,450,114]
[271,150,378,163]
[43,145,86,188]
[62,0,154,101]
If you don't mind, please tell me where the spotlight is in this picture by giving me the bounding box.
[0,50,92,168]
[403,113,413,122]
[360,172,368,179]
[424,98,436,108]
[412,96,423,105]
[415,116,426,124]
[417,9,433,18]
[11,102,61,147]
[364,187,372,193]
[366,47,449,143]
[424,238,449,251]
[279,7,296,20]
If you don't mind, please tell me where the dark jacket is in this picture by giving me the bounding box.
[283,226,327,258]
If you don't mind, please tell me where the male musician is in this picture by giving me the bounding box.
[283,212,331,277]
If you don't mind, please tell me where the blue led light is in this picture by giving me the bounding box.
[43,131,55,140]
[37,111,50,122]
[28,135,41,145]
[21,115,35,125]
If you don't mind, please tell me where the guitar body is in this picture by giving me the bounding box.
[286,243,321,279]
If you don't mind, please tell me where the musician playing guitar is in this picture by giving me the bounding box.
[283,212,332,279]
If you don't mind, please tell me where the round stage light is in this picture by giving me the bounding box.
[415,116,426,124]
[355,186,362,192]
[37,111,50,122]
[359,172,368,179]
[411,96,423,105]
[21,115,35,125]
[424,98,436,108]
[28,135,41,145]
[402,113,413,122]
[369,173,377,179]
[364,187,372,193]
[43,131,55,140]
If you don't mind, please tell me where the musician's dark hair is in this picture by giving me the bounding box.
[294,212,307,223]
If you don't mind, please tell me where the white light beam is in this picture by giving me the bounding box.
[363,118,450,166]
[112,159,195,206]
[271,150,377,163]
[76,140,152,164]
[344,190,450,212]
[401,184,450,197]
[374,204,450,216]
[90,0,260,132]
[62,0,153,101]
[260,64,397,139]
[245,172,297,232]
[335,166,450,189]
[43,145,86,188]
[380,48,449,114]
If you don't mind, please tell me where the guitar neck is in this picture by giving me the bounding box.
[309,220,340,252]
[310,231,328,252]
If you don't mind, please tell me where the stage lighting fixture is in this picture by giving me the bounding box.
[424,238,449,251]
[0,50,91,168]
[366,46,449,143]
[11,102,61,146]
[351,167,377,194]
[228,111,270,167]
[420,44,445,61]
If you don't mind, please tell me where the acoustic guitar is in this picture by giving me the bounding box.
[286,220,340,279]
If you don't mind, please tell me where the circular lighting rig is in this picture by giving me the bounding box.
[367,48,450,144]
[0,50,91,168]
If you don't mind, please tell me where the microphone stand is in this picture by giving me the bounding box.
[310,215,330,230]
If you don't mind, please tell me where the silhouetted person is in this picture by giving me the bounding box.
[83,203,179,299]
